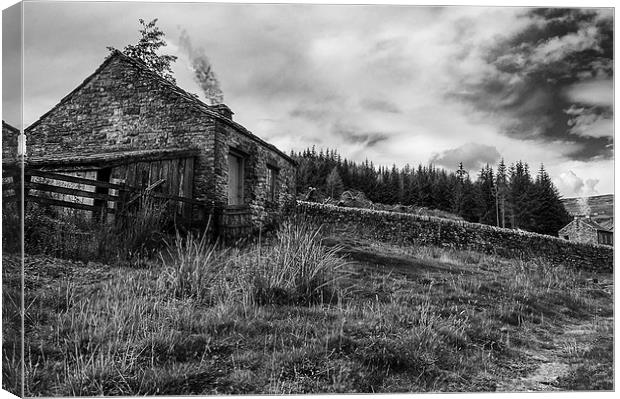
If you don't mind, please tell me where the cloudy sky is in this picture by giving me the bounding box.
[2,1,614,197]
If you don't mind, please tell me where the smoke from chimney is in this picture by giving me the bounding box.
[178,30,224,105]
[577,196,591,217]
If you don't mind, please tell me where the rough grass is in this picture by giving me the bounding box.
[157,221,347,307]
[554,334,614,390]
[17,223,614,395]
[22,197,169,265]
[2,254,22,396]
[2,176,23,396]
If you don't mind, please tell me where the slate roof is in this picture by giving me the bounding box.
[596,218,613,232]
[25,50,296,166]
[582,218,612,233]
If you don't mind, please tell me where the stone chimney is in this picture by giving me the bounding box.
[213,104,234,120]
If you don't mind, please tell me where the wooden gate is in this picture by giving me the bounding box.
[2,168,210,227]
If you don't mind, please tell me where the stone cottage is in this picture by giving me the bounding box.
[559,216,613,247]
[24,50,296,237]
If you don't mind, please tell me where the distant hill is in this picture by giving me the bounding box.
[561,194,614,221]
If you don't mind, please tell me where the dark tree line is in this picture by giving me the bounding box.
[291,147,571,237]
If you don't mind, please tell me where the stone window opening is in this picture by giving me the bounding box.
[228,149,245,206]
[266,165,279,202]
[598,231,612,246]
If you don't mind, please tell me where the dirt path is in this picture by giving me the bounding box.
[330,236,614,392]
[496,288,613,392]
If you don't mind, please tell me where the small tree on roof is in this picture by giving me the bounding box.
[110,18,178,84]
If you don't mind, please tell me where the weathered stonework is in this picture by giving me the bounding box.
[214,121,296,228]
[558,217,613,246]
[24,51,296,235]
[2,121,19,160]
[295,202,613,273]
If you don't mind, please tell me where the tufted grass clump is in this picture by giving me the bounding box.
[157,229,238,305]
[250,221,349,306]
[157,220,348,307]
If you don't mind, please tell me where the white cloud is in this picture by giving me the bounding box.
[549,159,613,198]
[556,170,600,198]
[430,143,500,171]
[564,104,613,138]
[564,79,614,107]
[17,2,613,197]
[531,26,599,64]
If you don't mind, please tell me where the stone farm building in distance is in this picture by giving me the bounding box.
[22,50,297,238]
[559,217,613,247]
[559,195,614,247]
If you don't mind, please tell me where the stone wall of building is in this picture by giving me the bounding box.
[25,54,217,205]
[214,120,296,228]
[24,52,296,232]
[558,219,599,245]
[2,121,19,160]
[295,201,613,273]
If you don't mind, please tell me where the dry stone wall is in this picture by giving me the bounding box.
[295,201,613,273]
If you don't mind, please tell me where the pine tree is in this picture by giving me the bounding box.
[326,166,344,199]
[495,159,508,228]
[416,165,433,207]
[452,163,466,215]
[433,169,452,212]
[530,164,572,236]
[476,164,496,225]
[290,147,569,235]
[508,161,535,230]
[455,162,468,182]
[460,175,481,222]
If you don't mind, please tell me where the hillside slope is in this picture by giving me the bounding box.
[562,194,613,220]
[10,229,613,395]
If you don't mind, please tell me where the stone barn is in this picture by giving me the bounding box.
[23,50,296,238]
[559,216,613,247]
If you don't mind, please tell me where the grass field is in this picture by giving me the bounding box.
[3,221,614,395]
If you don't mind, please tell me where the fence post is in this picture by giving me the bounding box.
[117,184,130,228]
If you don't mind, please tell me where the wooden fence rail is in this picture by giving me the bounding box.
[25,169,132,191]
[2,168,209,224]
[25,181,124,202]
[24,194,120,214]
